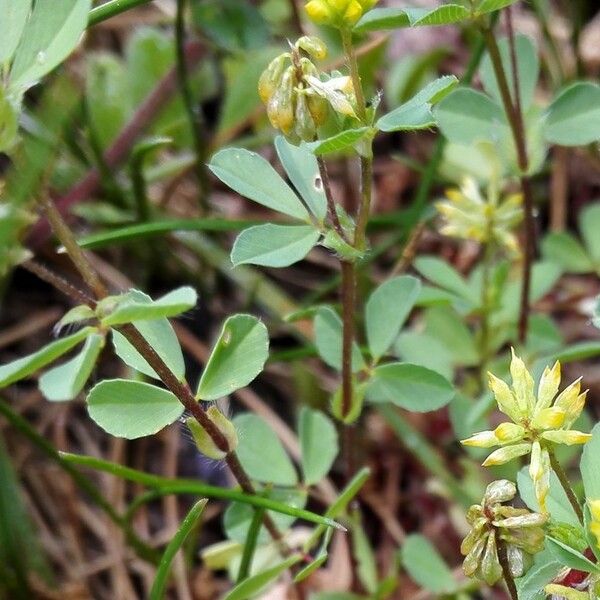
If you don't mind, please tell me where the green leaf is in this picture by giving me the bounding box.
[0,0,31,63]
[299,408,338,485]
[197,315,269,400]
[307,127,371,155]
[86,379,184,439]
[351,512,377,594]
[434,88,508,145]
[102,287,197,326]
[274,136,327,222]
[192,0,269,52]
[223,555,301,600]
[580,203,600,264]
[365,275,421,361]
[209,148,309,221]
[366,363,454,412]
[544,82,600,146]
[547,537,599,573]
[541,232,593,274]
[231,224,319,268]
[314,307,365,372]
[516,551,562,600]
[413,256,473,300]
[354,5,470,33]
[0,327,95,388]
[480,34,539,110]
[581,423,600,501]
[233,413,297,486]
[9,0,91,92]
[394,331,454,379]
[149,499,208,600]
[39,333,104,402]
[477,0,519,13]
[377,75,458,132]
[110,292,185,381]
[225,488,307,545]
[423,306,479,366]
[401,534,457,594]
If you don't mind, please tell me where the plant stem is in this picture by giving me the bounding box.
[317,156,346,240]
[481,22,535,344]
[497,540,519,600]
[340,261,356,421]
[354,155,373,251]
[88,0,153,27]
[340,29,367,124]
[175,0,210,209]
[548,449,584,524]
[37,199,289,549]
[479,234,495,387]
[22,260,93,306]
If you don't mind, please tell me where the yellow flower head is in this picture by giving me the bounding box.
[461,350,591,512]
[304,0,379,28]
[435,177,522,254]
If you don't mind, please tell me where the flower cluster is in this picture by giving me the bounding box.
[435,177,522,254]
[462,351,591,512]
[304,0,378,28]
[258,36,356,142]
[461,480,546,584]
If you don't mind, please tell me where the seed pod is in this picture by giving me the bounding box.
[258,54,287,103]
[306,93,329,127]
[267,66,296,134]
[296,36,327,60]
[294,93,316,141]
[186,406,238,460]
[479,530,502,585]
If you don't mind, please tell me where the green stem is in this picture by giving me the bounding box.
[236,504,266,583]
[497,540,519,600]
[88,0,153,27]
[149,499,208,600]
[60,452,345,530]
[340,28,367,124]
[548,449,584,524]
[175,0,210,209]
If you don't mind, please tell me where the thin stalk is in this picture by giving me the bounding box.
[340,261,355,421]
[479,237,495,387]
[481,23,535,344]
[40,195,108,299]
[22,260,93,306]
[175,0,210,209]
[149,499,208,600]
[88,0,153,26]
[340,29,367,123]
[236,504,266,583]
[497,541,519,600]
[354,155,373,251]
[317,156,346,240]
[548,449,584,524]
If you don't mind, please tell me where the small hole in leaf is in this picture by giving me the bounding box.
[314,176,323,192]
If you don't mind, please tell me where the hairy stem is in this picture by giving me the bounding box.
[340,261,356,420]
[37,198,288,548]
[497,540,519,600]
[22,260,93,306]
[481,23,535,344]
[317,156,346,240]
[340,28,367,123]
[548,449,584,524]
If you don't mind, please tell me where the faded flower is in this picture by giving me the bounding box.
[462,350,591,512]
[435,177,522,254]
[462,479,546,585]
[304,0,378,28]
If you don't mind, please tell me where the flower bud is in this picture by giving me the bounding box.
[186,406,238,460]
[267,66,296,135]
[258,55,287,103]
[296,36,328,60]
[304,0,377,28]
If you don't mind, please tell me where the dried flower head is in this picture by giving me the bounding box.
[462,479,546,585]
[258,36,356,142]
[435,177,522,254]
[304,0,378,28]
[461,350,591,513]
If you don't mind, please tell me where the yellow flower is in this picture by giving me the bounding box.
[435,177,522,254]
[461,350,591,513]
[304,0,378,28]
